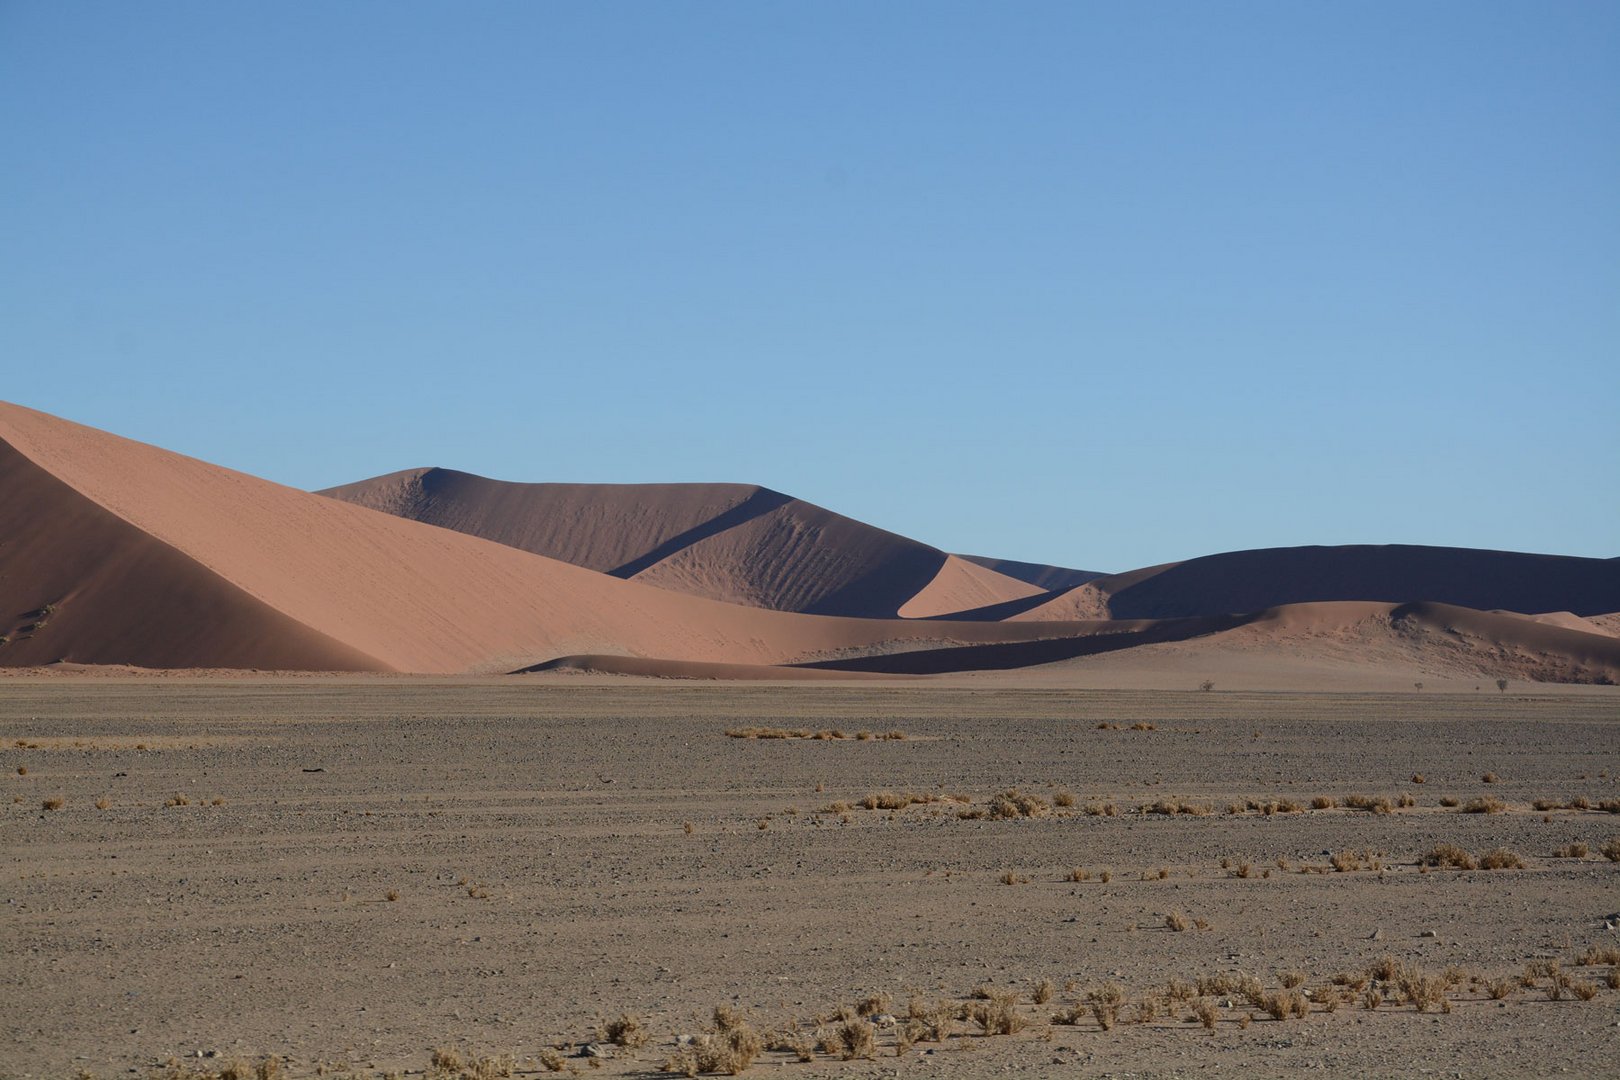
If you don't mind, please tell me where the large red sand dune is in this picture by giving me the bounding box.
[319,468,1045,619]
[0,404,1096,673]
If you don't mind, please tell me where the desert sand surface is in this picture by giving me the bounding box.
[5,678,1620,1079]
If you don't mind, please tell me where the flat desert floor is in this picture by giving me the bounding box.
[4,678,1620,1079]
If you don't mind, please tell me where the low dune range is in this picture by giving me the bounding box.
[3,400,1618,687]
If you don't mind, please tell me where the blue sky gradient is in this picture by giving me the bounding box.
[2,1,1615,571]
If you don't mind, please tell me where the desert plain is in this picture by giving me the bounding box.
[5,676,1619,1079]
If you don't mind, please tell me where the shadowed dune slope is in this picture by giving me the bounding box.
[1016,545,1620,621]
[807,600,1620,683]
[320,469,1042,618]
[956,554,1104,591]
[0,438,389,672]
[0,403,1095,673]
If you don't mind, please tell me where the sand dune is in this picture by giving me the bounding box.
[956,553,1103,591]
[4,402,1615,684]
[0,404,1090,673]
[321,469,1041,618]
[808,600,1620,683]
[1020,545,1620,621]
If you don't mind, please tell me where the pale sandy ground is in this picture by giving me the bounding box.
[4,679,1620,1079]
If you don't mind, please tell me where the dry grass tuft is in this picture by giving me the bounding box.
[998,870,1029,886]
[1192,998,1218,1029]
[1478,847,1525,870]
[1600,836,1620,862]
[1553,842,1588,858]
[1343,794,1394,814]
[988,789,1050,819]
[1423,843,1477,869]
[41,796,64,811]
[1462,796,1507,814]
[1165,911,1190,932]
[664,1007,764,1076]
[602,1014,648,1048]
[1310,795,1336,809]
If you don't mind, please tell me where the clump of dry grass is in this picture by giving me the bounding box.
[535,1048,567,1072]
[1343,794,1394,814]
[1422,843,1477,869]
[1147,799,1213,816]
[988,789,1050,819]
[1087,984,1125,1031]
[1031,979,1054,1004]
[1397,968,1450,1013]
[1066,866,1091,882]
[906,997,955,1042]
[998,870,1029,886]
[385,889,400,902]
[1192,998,1218,1029]
[1411,773,1425,784]
[41,796,64,811]
[1262,990,1310,1020]
[1462,796,1507,814]
[823,1015,876,1060]
[1438,795,1460,807]
[1481,772,1500,784]
[165,793,191,807]
[1310,795,1336,809]
[1083,801,1119,817]
[970,990,1028,1036]
[602,1014,648,1048]
[855,992,890,1017]
[1053,790,1076,808]
[1600,836,1620,862]
[1165,911,1190,932]
[664,1007,764,1076]
[1552,841,1588,857]
[1478,847,1525,870]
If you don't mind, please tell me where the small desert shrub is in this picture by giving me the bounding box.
[1165,910,1190,932]
[1600,836,1620,862]
[165,794,191,807]
[1066,867,1091,882]
[1192,998,1218,1029]
[15,765,26,776]
[988,789,1050,819]
[1330,850,1361,872]
[603,1014,648,1048]
[999,870,1028,885]
[1032,979,1054,1004]
[1479,847,1525,870]
[970,995,1028,1036]
[1310,795,1336,810]
[1439,795,1460,807]
[1482,772,1500,784]
[1098,869,1113,883]
[1279,970,1305,989]
[1087,983,1125,1030]
[1343,794,1393,814]
[1398,968,1450,1013]
[1199,680,1215,692]
[385,889,400,902]
[535,1048,566,1072]
[1572,981,1600,1001]
[1487,978,1514,1000]
[665,1008,764,1076]
[94,796,110,810]
[906,997,955,1041]
[1462,796,1507,814]
[1411,773,1425,784]
[1533,799,1564,812]
[1129,721,1156,731]
[830,1016,876,1059]
[1569,795,1592,810]
[1083,801,1119,817]
[1053,789,1076,808]
[41,797,64,811]
[855,992,891,1017]
[1262,990,1309,1020]
[1423,843,1477,869]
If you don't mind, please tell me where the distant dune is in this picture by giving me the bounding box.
[4,401,1616,685]
[319,468,1044,619]
[1015,545,1620,621]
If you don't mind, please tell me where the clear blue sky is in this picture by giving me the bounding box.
[2,2,1616,572]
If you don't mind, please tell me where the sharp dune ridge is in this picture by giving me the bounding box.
[3,400,1617,683]
[319,466,1053,619]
